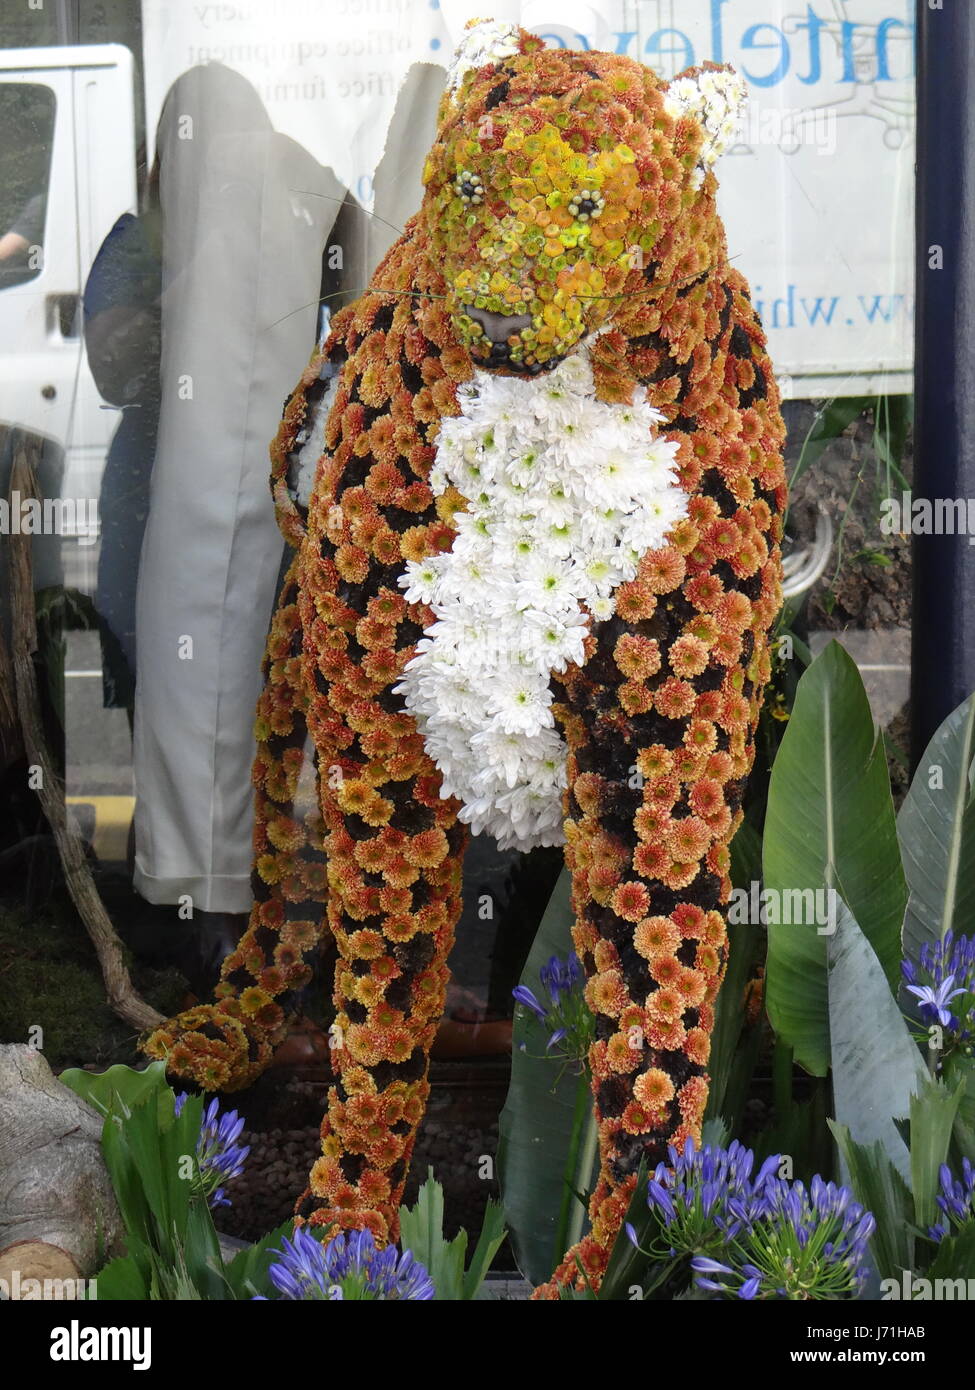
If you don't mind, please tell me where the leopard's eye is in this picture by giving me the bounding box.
[453,169,484,204]
[567,189,605,222]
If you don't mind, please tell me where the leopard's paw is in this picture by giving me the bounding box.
[141,1001,278,1092]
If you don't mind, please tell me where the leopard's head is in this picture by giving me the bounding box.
[421,20,746,375]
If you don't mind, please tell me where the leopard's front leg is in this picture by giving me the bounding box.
[534,495,782,1295]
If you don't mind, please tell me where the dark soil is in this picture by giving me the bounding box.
[0,888,186,1071]
[215,1062,507,1252]
[784,397,913,633]
[782,396,913,798]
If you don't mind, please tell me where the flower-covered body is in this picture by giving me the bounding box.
[145,21,786,1297]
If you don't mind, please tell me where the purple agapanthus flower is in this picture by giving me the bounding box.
[902,931,975,1044]
[644,1136,779,1250]
[512,951,593,1066]
[904,976,966,1027]
[643,1137,874,1300]
[929,1158,975,1242]
[174,1092,249,1209]
[262,1225,434,1301]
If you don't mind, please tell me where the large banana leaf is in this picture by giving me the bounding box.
[763,642,907,1075]
[497,867,597,1286]
[826,897,925,1182]
[898,693,975,962]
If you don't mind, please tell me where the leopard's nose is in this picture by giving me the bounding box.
[463,304,532,345]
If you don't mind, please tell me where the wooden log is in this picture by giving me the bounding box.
[0,1045,124,1284]
[6,432,163,1031]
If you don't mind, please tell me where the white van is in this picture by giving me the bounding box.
[0,44,136,575]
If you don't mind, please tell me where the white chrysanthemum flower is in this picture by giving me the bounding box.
[446,19,522,93]
[399,560,439,605]
[396,345,688,851]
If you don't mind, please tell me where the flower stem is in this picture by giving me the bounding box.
[566,1083,600,1256]
[555,1070,597,1266]
[772,1037,794,1121]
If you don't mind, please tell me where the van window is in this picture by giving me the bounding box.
[0,83,56,290]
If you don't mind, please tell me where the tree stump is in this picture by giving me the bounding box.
[0,1045,123,1289]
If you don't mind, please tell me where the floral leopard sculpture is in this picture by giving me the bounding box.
[145,21,787,1298]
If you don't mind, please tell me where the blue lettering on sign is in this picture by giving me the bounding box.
[711,0,730,64]
[582,5,918,88]
[750,286,913,330]
[795,4,826,85]
[741,21,790,86]
[644,28,694,71]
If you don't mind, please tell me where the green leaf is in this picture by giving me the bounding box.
[497,868,598,1285]
[764,642,907,1075]
[909,1080,964,1232]
[124,1086,193,1253]
[752,1093,833,1186]
[60,1061,171,1118]
[595,1161,677,1302]
[871,394,912,498]
[829,1123,914,1281]
[943,1053,975,1156]
[729,816,762,891]
[703,915,762,1130]
[827,897,924,1182]
[463,1200,507,1301]
[88,1253,150,1301]
[925,1220,975,1282]
[789,397,869,494]
[222,1220,301,1300]
[100,1109,153,1252]
[705,804,762,1126]
[898,693,975,963]
[397,1171,466,1301]
[181,1188,227,1300]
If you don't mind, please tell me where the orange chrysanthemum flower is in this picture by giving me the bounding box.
[586,969,628,1017]
[633,1067,675,1109]
[669,633,710,677]
[611,881,650,922]
[684,1026,711,1066]
[634,915,680,959]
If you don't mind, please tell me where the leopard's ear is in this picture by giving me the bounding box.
[663,62,748,181]
[443,16,528,101]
